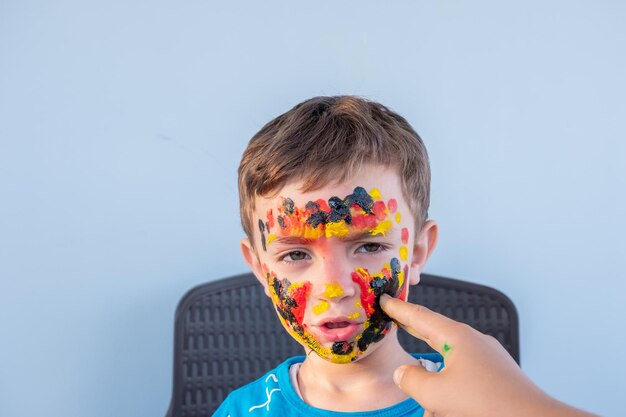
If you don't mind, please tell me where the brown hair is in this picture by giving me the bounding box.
[238,95,430,242]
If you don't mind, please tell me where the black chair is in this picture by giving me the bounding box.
[165,273,519,417]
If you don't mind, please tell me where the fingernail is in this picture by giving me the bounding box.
[380,294,391,307]
[393,366,406,386]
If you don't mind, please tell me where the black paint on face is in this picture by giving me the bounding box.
[305,201,329,228]
[258,219,267,251]
[270,276,306,335]
[356,257,402,353]
[282,198,295,215]
[331,341,355,355]
[344,186,375,214]
[328,196,351,224]
[257,186,381,251]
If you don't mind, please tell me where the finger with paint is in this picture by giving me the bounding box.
[379,294,599,417]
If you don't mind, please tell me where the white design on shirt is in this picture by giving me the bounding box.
[248,374,281,413]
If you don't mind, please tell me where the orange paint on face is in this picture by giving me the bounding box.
[259,187,397,246]
[266,209,275,229]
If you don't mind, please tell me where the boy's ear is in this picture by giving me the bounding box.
[241,237,271,297]
[409,220,438,285]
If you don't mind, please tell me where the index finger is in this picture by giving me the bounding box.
[380,294,455,354]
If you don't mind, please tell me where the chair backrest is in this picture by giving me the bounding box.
[165,272,519,417]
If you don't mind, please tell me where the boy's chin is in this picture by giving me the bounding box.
[302,333,389,364]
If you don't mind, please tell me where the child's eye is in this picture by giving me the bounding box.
[356,243,386,254]
[281,250,310,262]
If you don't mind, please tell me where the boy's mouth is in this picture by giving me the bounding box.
[312,319,362,342]
[324,321,350,329]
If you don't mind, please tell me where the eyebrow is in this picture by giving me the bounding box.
[272,236,315,245]
[341,231,390,242]
[271,229,398,246]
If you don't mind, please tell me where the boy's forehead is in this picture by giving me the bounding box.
[249,165,416,252]
[255,165,407,211]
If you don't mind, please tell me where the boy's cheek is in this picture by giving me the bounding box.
[263,255,410,304]
[352,257,409,312]
[267,273,312,331]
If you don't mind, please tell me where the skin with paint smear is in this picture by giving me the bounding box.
[259,185,410,363]
[242,166,433,365]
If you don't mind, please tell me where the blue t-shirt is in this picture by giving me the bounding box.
[213,353,443,417]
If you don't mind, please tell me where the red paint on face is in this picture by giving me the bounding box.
[276,206,310,235]
[352,213,378,229]
[372,200,387,221]
[316,198,331,212]
[398,264,410,301]
[264,264,312,330]
[397,282,408,301]
[351,269,376,317]
[289,282,312,327]
[266,209,275,229]
[388,199,397,213]
[401,227,409,245]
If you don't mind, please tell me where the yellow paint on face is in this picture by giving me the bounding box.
[287,281,308,292]
[325,221,350,238]
[395,212,401,224]
[370,220,393,236]
[267,234,277,245]
[369,187,382,200]
[399,246,408,261]
[266,252,409,364]
[303,225,324,239]
[313,300,330,315]
[323,282,345,298]
[397,268,405,288]
[269,283,355,364]
[264,268,372,365]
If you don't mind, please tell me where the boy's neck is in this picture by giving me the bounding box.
[297,329,420,411]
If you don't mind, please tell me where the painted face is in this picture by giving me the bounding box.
[251,169,415,364]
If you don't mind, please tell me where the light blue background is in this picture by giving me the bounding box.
[1,1,624,416]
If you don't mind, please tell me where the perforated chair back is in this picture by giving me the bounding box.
[165,273,519,417]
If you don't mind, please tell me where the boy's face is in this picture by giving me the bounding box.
[241,165,436,364]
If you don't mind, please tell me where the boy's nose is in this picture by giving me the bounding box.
[316,259,358,301]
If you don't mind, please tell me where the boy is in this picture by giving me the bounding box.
[214,96,440,416]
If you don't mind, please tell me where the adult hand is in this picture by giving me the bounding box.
[379,294,598,417]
